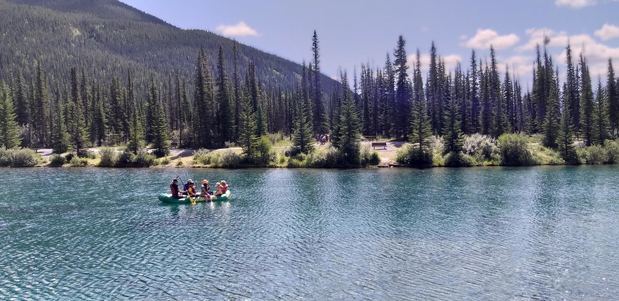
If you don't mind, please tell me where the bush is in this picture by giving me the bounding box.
[112,151,155,168]
[360,146,380,166]
[0,148,40,167]
[396,145,433,168]
[217,150,243,168]
[134,151,156,167]
[578,145,609,165]
[77,149,96,159]
[98,148,118,167]
[49,154,66,167]
[444,152,474,167]
[0,148,12,167]
[498,134,535,166]
[605,140,619,164]
[69,156,88,167]
[64,153,74,163]
[463,134,500,163]
[115,151,136,168]
[176,160,184,167]
[251,136,273,166]
[192,149,212,165]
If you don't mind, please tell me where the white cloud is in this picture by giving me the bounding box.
[554,0,597,8]
[520,27,619,66]
[215,21,259,37]
[595,23,619,41]
[463,29,520,50]
[519,28,597,51]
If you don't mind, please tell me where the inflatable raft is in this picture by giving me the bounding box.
[158,190,232,204]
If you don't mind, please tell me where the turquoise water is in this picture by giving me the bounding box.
[0,167,618,300]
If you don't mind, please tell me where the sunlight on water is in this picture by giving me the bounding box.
[0,167,618,299]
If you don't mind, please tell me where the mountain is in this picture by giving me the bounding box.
[0,0,338,92]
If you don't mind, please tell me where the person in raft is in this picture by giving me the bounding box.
[215,180,229,196]
[186,179,198,197]
[170,178,184,199]
[200,179,212,200]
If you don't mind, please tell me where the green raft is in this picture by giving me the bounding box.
[158,190,232,204]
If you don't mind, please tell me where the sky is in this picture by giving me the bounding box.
[121,0,619,85]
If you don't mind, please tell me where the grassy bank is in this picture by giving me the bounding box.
[4,134,619,169]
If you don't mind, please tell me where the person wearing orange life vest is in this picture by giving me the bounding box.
[186,179,197,197]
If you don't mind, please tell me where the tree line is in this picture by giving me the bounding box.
[0,32,618,166]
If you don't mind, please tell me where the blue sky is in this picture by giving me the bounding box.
[121,0,619,84]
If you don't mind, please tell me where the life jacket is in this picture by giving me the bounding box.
[202,184,211,193]
[187,185,197,196]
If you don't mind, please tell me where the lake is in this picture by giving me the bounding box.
[0,167,618,300]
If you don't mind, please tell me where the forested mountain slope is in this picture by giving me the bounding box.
[0,0,338,91]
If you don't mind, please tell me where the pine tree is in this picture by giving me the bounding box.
[127,110,144,154]
[443,77,463,154]
[579,55,594,146]
[593,80,609,145]
[607,59,618,137]
[67,67,87,153]
[557,103,578,164]
[246,62,267,137]
[565,43,580,131]
[311,30,328,135]
[334,72,361,167]
[239,88,258,158]
[90,84,106,146]
[489,46,505,137]
[150,83,169,157]
[393,36,410,139]
[50,98,69,154]
[0,83,21,148]
[232,42,242,142]
[32,62,50,147]
[216,45,231,146]
[291,90,314,154]
[409,50,432,151]
[543,69,560,148]
[13,72,29,127]
[193,48,215,148]
[469,50,480,133]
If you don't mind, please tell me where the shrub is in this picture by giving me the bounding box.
[77,149,96,159]
[192,149,212,165]
[429,136,444,155]
[134,151,156,167]
[444,152,474,167]
[115,151,136,168]
[605,140,619,164]
[176,160,184,167]
[0,148,12,167]
[217,150,242,168]
[49,154,66,167]
[251,136,273,166]
[463,134,500,163]
[396,145,433,168]
[98,148,118,167]
[498,134,535,166]
[160,157,171,166]
[359,146,380,166]
[578,145,609,165]
[308,147,340,168]
[11,149,39,167]
[69,156,88,167]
